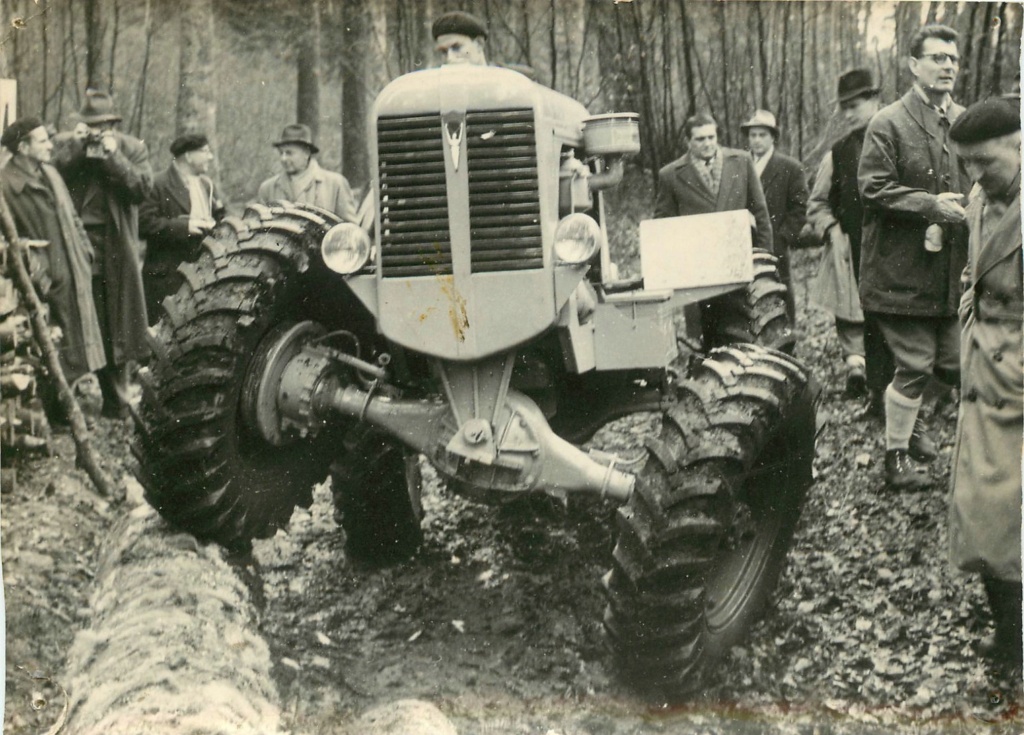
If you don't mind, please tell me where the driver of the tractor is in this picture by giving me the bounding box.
[432,11,488,66]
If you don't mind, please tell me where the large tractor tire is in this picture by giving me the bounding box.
[330,427,424,564]
[133,204,360,550]
[703,249,794,354]
[603,343,815,698]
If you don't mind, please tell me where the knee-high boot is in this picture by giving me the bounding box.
[980,576,1023,670]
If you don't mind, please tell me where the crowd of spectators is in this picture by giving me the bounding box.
[0,13,1018,675]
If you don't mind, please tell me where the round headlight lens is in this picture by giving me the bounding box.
[321,223,372,275]
[554,213,603,265]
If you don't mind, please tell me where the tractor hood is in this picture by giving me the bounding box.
[348,65,591,362]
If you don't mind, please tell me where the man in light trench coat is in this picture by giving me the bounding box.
[947,95,1022,672]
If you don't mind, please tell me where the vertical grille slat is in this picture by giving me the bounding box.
[377,108,542,278]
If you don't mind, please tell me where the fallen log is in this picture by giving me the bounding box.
[61,479,284,735]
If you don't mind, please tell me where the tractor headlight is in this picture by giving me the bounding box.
[321,223,372,275]
[553,213,603,265]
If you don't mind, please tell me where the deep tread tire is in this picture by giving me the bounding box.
[331,428,424,564]
[133,204,348,550]
[703,249,794,353]
[604,343,815,697]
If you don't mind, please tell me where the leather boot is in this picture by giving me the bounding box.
[979,577,1024,670]
[908,419,938,463]
[884,449,930,490]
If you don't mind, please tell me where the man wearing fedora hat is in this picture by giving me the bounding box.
[741,109,807,321]
[858,25,971,490]
[256,124,357,223]
[52,88,152,419]
[140,133,225,325]
[808,68,895,410]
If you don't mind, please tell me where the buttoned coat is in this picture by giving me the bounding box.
[949,181,1023,582]
[858,90,970,317]
[654,147,773,252]
[256,159,358,223]
[140,163,224,318]
[52,131,152,364]
[759,151,808,253]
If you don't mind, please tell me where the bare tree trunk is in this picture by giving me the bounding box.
[297,0,322,140]
[84,0,112,91]
[755,1,768,109]
[341,0,371,187]
[108,0,119,95]
[176,0,216,138]
[41,0,48,118]
[717,1,730,138]
[129,0,153,137]
[677,0,697,114]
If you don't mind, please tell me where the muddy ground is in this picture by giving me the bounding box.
[4,248,1022,734]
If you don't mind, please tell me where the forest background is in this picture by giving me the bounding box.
[0,0,1020,204]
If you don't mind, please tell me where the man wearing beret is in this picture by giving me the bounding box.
[432,11,488,66]
[140,133,225,325]
[51,89,151,419]
[256,123,357,223]
[0,117,106,422]
[947,95,1022,672]
[857,25,971,489]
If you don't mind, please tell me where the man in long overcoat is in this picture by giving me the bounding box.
[0,117,106,419]
[858,25,970,489]
[52,89,151,418]
[741,109,807,321]
[140,133,224,324]
[947,96,1022,671]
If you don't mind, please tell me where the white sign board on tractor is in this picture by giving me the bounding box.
[638,209,754,292]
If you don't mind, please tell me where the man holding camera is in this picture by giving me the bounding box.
[53,89,152,419]
[857,25,970,489]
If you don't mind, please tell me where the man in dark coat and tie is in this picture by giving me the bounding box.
[858,25,970,489]
[655,112,774,346]
[140,133,224,325]
[741,109,808,321]
[655,111,773,250]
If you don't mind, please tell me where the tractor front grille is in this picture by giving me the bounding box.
[377,108,541,278]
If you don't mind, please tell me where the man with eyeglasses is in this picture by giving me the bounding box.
[858,24,971,490]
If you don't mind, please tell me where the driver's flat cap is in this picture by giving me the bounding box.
[432,11,487,40]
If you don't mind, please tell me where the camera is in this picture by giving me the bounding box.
[84,130,107,159]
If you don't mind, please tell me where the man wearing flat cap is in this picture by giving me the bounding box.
[741,109,807,321]
[858,25,971,489]
[52,88,152,419]
[808,68,894,411]
[433,10,488,66]
[140,133,225,324]
[256,123,357,223]
[946,95,1022,672]
[0,116,106,423]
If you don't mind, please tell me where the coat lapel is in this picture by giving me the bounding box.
[674,155,715,207]
[167,164,192,215]
[974,185,1022,283]
[760,155,781,194]
[715,153,740,210]
[901,91,945,178]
